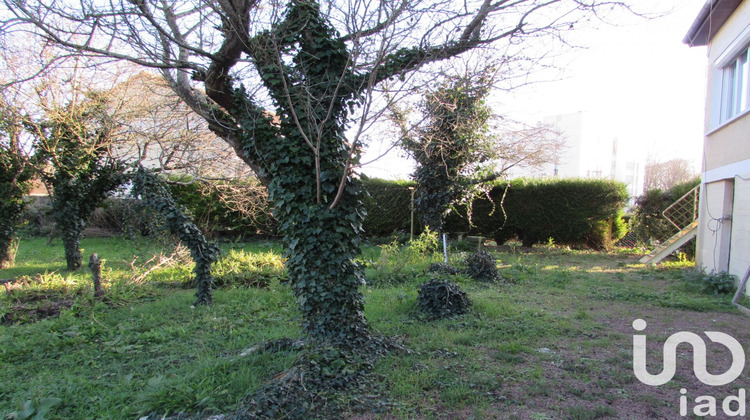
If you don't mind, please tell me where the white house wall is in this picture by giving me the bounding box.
[695,0,750,292]
[697,179,734,273]
[730,177,750,287]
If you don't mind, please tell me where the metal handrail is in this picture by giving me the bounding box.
[662,185,700,232]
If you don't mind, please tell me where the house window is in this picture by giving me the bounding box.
[721,46,750,122]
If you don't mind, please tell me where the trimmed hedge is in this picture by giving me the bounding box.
[21,176,629,249]
[360,176,417,237]
[446,178,629,249]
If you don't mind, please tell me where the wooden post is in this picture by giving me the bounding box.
[89,253,103,298]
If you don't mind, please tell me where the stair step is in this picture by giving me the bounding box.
[639,221,699,265]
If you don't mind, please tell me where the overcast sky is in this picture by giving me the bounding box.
[361,0,709,180]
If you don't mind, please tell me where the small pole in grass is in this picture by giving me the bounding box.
[89,253,103,298]
[443,233,448,264]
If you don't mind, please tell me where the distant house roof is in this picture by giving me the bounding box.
[27,179,49,197]
[683,0,743,46]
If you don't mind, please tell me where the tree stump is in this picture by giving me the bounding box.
[0,278,13,295]
[89,253,103,298]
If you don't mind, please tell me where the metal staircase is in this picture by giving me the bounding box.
[640,185,700,265]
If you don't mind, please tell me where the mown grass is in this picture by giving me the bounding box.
[0,236,744,419]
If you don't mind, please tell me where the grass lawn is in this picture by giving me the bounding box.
[1,236,748,419]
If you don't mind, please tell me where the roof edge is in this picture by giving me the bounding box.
[683,0,743,47]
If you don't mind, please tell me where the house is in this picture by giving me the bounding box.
[685,0,750,285]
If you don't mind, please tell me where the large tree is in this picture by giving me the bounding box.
[393,74,496,232]
[391,70,563,233]
[32,91,126,270]
[0,93,35,268]
[644,158,698,192]
[3,0,633,342]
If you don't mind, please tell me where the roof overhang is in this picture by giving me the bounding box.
[683,0,743,46]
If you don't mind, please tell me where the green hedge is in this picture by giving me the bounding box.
[360,176,416,237]
[167,178,277,238]
[22,176,628,249]
[446,178,629,249]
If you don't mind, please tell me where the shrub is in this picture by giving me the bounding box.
[584,210,628,251]
[366,229,441,286]
[631,177,700,258]
[19,197,54,237]
[86,198,149,237]
[167,177,277,238]
[417,278,471,320]
[684,268,737,295]
[631,189,676,246]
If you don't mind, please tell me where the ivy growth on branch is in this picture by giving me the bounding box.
[131,166,220,306]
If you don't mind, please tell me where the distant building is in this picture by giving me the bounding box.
[505,111,645,202]
[685,0,750,282]
[27,179,48,197]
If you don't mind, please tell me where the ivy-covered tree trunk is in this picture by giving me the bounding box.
[1,98,35,269]
[58,212,85,271]
[0,189,27,269]
[50,176,85,270]
[230,2,370,342]
[0,203,23,269]
[270,154,368,341]
[397,77,494,234]
[413,164,457,233]
[50,178,94,271]
[49,166,124,271]
[37,93,125,271]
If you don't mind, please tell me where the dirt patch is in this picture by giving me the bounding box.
[1,299,74,325]
[491,304,750,419]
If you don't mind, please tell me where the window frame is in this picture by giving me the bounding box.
[720,46,750,123]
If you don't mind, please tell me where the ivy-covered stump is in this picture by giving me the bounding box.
[417,278,471,320]
[464,251,502,282]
